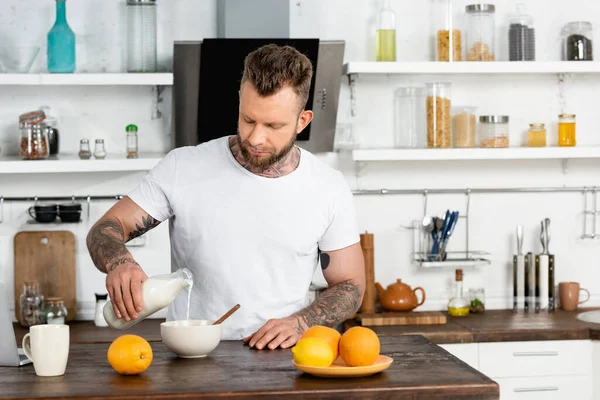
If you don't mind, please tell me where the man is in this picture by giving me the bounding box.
[86,44,365,350]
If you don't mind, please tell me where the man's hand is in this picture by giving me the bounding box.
[105,260,148,322]
[242,317,302,350]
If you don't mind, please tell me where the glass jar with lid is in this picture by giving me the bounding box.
[479,115,509,148]
[465,4,496,61]
[558,114,576,147]
[527,123,546,147]
[394,86,427,148]
[433,0,462,62]
[19,281,45,328]
[44,297,68,324]
[19,110,49,160]
[126,124,139,158]
[426,82,452,148]
[562,22,593,61]
[127,0,157,72]
[508,3,536,61]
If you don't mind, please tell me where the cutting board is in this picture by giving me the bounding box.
[356,311,447,326]
[14,231,77,322]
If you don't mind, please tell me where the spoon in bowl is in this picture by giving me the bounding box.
[213,304,241,325]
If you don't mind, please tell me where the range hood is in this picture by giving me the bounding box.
[171,1,345,154]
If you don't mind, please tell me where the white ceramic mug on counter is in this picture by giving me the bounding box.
[22,324,70,376]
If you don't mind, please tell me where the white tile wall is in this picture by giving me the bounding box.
[1,0,599,320]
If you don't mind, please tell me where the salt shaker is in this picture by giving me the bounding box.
[94,293,109,327]
[93,139,107,159]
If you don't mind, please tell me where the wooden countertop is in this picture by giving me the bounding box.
[345,309,600,344]
[0,335,498,400]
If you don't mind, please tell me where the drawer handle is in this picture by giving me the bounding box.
[512,351,559,357]
[514,386,559,393]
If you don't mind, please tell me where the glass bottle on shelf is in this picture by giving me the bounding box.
[433,0,461,62]
[19,281,45,328]
[78,139,92,159]
[47,0,76,73]
[94,139,107,159]
[426,82,452,148]
[44,297,68,324]
[558,114,576,147]
[126,124,139,158]
[508,3,536,61]
[376,0,397,62]
[448,269,470,317]
[465,4,496,61]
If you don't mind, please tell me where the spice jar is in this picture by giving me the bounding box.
[19,281,45,328]
[44,297,68,324]
[126,124,139,158]
[562,22,593,61]
[452,106,477,148]
[433,0,461,62]
[527,123,546,147]
[465,4,496,61]
[469,288,485,313]
[94,139,107,159]
[426,82,452,148]
[79,139,92,159]
[394,86,426,148]
[558,114,576,147]
[479,115,509,148]
[19,110,49,160]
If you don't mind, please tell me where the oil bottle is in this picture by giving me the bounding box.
[448,268,470,316]
[376,0,397,61]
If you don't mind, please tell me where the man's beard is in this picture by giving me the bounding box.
[237,132,296,169]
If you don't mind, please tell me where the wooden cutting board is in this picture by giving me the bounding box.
[14,231,77,322]
[356,311,447,326]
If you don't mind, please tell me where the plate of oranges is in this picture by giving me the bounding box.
[292,326,393,378]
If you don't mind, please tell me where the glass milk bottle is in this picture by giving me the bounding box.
[103,268,193,330]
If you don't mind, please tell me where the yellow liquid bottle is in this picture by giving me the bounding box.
[376,0,396,62]
[448,269,470,317]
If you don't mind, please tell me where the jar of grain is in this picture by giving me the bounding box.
[426,82,452,148]
[433,0,462,62]
[558,114,576,147]
[452,106,477,148]
[479,115,509,148]
[19,110,49,160]
[465,4,496,61]
[527,123,546,147]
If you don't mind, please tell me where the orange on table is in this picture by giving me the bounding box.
[292,337,335,367]
[301,325,341,360]
[339,326,380,367]
[107,334,153,375]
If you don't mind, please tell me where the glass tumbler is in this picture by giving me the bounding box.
[127,0,157,72]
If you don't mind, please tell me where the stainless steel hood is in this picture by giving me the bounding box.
[172,38,345,154]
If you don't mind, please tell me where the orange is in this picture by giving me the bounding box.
[107,334,153,375]
[301,326,341,360]
[291,337,335,367]
[339,326,380,367]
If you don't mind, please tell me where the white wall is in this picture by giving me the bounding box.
[1,0,599,320]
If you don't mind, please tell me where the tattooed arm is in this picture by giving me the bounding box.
[86,196,161,321]
[244,242,365,350]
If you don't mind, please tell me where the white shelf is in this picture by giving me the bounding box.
[0,73,173,86]
[344,61,600,75]
[0,154,165,174]
[352,146,600,162]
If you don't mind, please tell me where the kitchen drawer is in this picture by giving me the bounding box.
[479,340,591,378]
[439,343,479,370]
[494,375,592,400]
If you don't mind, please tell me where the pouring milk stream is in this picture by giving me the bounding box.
[103,268,194,330]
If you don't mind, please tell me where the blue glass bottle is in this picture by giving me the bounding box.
[47,0,76,73]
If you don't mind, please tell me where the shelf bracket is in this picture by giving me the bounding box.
[348,74,357,117]
[561,158,569,174]
[151,85,165,120]
[557,73,566,114]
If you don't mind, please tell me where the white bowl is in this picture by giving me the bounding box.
[160,320,222,358]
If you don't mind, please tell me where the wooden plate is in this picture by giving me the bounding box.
[293,355,393,378]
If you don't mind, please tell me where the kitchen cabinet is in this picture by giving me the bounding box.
[439,340,594,400]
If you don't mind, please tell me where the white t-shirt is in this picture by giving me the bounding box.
[127,136,359,340]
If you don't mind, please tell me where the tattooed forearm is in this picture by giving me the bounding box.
[293,280,362,332]
[86,219,130,273]
[128,214,160,241]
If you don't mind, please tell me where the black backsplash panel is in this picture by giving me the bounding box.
[197,38,320,144]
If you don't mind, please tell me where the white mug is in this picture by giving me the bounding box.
[22,324,70,377]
